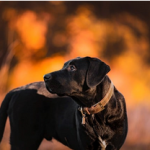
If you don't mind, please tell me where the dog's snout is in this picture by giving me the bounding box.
[44,74,52,81]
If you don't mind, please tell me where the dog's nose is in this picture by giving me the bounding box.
[44,74,52,81]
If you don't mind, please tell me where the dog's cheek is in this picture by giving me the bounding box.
[73,85,82,93]
[72,72,85,89]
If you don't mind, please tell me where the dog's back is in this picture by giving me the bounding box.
[0,82,90,150]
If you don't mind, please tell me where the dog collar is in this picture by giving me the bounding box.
[79,81,114,124]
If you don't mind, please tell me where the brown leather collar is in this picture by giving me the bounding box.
[79,81,114,121]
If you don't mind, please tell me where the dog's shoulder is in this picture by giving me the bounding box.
[9,81,58,99]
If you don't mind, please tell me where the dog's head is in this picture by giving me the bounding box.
[44,57,110,106]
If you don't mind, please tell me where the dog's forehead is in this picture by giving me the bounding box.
[63,59,73,68]
[63,57,88,67]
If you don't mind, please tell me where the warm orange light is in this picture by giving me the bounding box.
[1,5,150,150]
[16,11,47,50]
[9,55,65,90]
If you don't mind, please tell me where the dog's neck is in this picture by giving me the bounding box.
[83,78,114,115]
[88,76,113,106]
[77,76,114,125]
[72,76,113,109]
[96,76,112,103]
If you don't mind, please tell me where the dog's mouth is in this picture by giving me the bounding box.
[45,85,55,93]
[45,84,91,107]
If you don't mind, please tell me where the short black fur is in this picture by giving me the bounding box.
[0,57,128,150]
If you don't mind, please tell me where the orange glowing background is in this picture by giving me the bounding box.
[0,2,150,150]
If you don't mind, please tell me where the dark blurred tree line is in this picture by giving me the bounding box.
[0,1,150,92]
[0,1,150,62]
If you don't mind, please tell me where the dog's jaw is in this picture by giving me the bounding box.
[68,87,97,107]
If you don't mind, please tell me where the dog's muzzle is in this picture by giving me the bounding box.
[44,73,52,82]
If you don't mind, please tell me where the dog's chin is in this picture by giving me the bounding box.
[46,86,54,94]
[46,85,66,96]
[57,93,66,96]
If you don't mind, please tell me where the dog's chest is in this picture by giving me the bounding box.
[54,108,91,150]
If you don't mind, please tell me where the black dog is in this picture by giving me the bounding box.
[0,57,128,150]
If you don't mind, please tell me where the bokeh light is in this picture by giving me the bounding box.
[0,2,150,150]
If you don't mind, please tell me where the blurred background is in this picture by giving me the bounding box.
[0,1,150,150]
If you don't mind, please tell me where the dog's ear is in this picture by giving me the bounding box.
[86,57,110,88]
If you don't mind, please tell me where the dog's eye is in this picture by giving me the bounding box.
[69,65,76,71]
